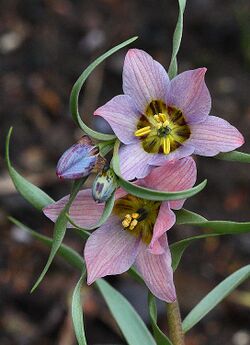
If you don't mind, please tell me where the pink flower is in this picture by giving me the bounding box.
[43,157,196,302]
[94,49,244,180]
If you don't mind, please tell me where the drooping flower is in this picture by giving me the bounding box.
[94,49,244,180]
[56,136,105,180]
[43,157,196,302]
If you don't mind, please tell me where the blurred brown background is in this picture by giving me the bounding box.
[0,0,250,344]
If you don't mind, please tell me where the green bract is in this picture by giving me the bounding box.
[112,140,207,201]
[70,36,138,141]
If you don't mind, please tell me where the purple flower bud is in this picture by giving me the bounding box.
[92,167,117,203]
[56,136,98,180]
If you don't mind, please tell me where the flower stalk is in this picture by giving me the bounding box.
[166,299,185,345]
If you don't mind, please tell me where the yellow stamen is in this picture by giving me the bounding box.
[132,213,139,219]
[153,115,161,122]
[159,113,167,122]
[156,123,162,130]
[163,119,170,127]
[122,219,130,228]
[134,126,151,137]
[129,219,138,230]
[124,214,132,222]
[163,137,171,155]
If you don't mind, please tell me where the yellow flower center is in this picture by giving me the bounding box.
[134,100,191,154]
[113,195,160,244]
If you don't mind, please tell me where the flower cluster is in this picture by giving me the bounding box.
[44,49,244,302]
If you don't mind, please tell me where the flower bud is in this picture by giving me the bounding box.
[92,167,117,203]
[56,136,98,180]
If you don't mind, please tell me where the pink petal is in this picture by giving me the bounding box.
[84,216,141,284]
[149,202,176,254]
[43,189,104,228]
[123,49,170,113]
[143,157,197,210]
[188,115,245,156]
[94,95,139,145]
[135,235,176,302]
[149,144,194,166]
[119,143,153,180]
[168,68,211,124]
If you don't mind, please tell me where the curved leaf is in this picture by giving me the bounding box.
[168,0,187,79]
[175,208,250,234]
[112,141,207,201]
[96,279,156,345]
[171,233,222,272]
[148,293,173,345]
[31,178,87,292]
[70,36,138,141]
[98,140,116,157]
[216,150,250,163]
[182,265,250,332]
[6,128,54,211]
[72,272,87,345]
[9,217,85,271]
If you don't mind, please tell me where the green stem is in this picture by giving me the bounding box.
[166,300,185,345]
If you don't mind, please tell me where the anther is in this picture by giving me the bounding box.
[159,113,167,123]
[122,219,130,228]
[132,213,139,219]
[153,115,161,122]
[134,126,151,137]
[163,120,170,127]
[129,219,138,230]
[163,137,171,155]
[125,214,132,222]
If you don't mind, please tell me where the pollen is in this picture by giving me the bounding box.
[122,213,140,230]
[134,126,151,137]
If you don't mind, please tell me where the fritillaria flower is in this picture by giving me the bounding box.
[56,136,105,180]
[43,157,196,302]
[94,49,244,180]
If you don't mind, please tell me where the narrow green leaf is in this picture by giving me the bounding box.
[31,178,87,292]
[168,0,187,79]
[148,293,173,345]
[170,233,221,272]
[172,209,250,271]
[96,279,156,345]
[72,271,87,345]
[9,217,84,271]
[175,208,250,234]
[70,36,138,141]
[182,265,250,332]
[6,127,54,211]
[216,150,250,163]
[67,191,115,231]
[112,141,207,201]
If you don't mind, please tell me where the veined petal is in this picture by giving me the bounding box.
[43,189,104,228]
[168,68,211,124]
[148,144,194,167]
[123,49,170,113]
[94,95,139,145]
[188,115,245,156]
[135,235,176,302]
[149,202,176,253]
[119,143,153,180]
[84,216,141,284]
[144,157,197,210]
